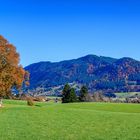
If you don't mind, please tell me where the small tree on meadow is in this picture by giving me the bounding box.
[68,88,77,102]
[79,85,88,102]
[62,84,71,103]
[62,84,77,103]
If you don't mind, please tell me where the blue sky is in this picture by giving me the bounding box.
[0,0,140,66]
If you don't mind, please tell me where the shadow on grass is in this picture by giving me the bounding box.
[35,104,42,107]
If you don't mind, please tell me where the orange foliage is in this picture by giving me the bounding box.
[0,35,29,97]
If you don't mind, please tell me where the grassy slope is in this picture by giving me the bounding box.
[0,100,140,140]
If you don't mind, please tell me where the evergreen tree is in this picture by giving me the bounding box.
[69,88,77,102]
[62,84,77,103]
[79,85,88,102]
[62,84,71,103]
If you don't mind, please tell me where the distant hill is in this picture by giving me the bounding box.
[25,55,140,94]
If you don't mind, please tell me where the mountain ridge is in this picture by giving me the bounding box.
[25,54,140,94]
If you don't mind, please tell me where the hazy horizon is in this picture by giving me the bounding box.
[1,0,140,66]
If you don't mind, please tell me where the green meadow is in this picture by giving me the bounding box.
[0,100,140,140]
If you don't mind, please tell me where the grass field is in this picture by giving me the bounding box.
[0,100,140,140]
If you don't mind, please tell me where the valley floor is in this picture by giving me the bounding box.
[0,100,140,140]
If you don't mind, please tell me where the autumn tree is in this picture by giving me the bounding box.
[0,35,29,106]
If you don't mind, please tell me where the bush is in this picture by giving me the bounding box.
[84,94,94,102]
[27,97,34,106]
[18,94,29,100]
[33,96,46,102]
[92,91,104,102]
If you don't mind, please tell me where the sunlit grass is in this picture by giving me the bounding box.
[0,100,140,140]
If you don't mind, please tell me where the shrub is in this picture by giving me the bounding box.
[27,97,34,106]
[92,91,104,102]
[84,94,94,102]
[19,94,29,100]
[33,96,46,102]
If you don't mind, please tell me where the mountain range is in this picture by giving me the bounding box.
[25,55,140,94]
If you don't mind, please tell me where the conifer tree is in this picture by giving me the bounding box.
[62,83,71,103]
[79,85,88,102]
[62,84,77,103]
[69,88,77,102]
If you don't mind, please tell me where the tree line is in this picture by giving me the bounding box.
[62,83,88,103]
